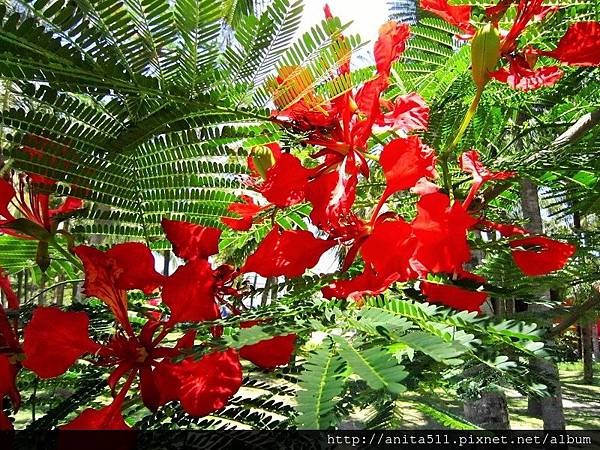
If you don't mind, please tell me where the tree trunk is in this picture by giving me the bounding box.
[55,274,65,306]
[38,273,46,306]
[162,250,170,276]
[592,323,600,361]
[582,321,594,384]
[463,392,511,429]
[520,178,566,429]
[261,277,275,306]
[461,232,511,427]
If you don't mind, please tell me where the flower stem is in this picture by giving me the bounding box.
[446,86,483,155]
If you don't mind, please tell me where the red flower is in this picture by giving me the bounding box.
[420,281,488,312]
[376,92,430,133]
[425,0,600,90]
[420,0,474,34]
[306,154,360,237]
[259,154,313,208]
[22,307,100,378]
[361,218,416,281]
[459,150,515,208]
[161,259,220,324]
[239,321,296,370]
[410,193,477,275]
[242,226,335,278]
[510,236,576,276]
[0,175,82,239]
[221,195,264,231]
[489,54,563,91]
[533,21,600,66]
[22,305,243,426]
[374,21,411,78]
[161,218,221,261]
[61,394,130,430]
[73,244,164,334]
[322,265,397,302]
[374,136,437,218]
[0,268,21,430]
[481,220,576,276]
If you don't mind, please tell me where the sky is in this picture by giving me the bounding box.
[296,0,390,49]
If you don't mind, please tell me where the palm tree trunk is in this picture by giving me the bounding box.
[464,392,511,429]
[520,178,566,429]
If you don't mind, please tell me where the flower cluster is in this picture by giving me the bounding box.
[221,7,576,312]
[0,219,296,429]
[422,0,600,90]
[1,2,585,431]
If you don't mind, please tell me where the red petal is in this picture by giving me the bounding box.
[0,179,16,221]
[139,365,163,412]
[161,259,219,324]
[0,410,13,430]
[510,236,576,276]
[420,281,487,312]
[173,349,242,417]
[221,195,263,231]
[380,136,437,200]
[73,246,132,332]
[490,55,563,91]
[420,0,473,33]
[241,226,335,278]
[361,219,416,280]
[306,155,358,234]
[0,268,19,309]
[374,21,411,77]
[161,218,222,261]
[49,197,83,217]
[107,243,164,294]
[260,154,312,207]
[322,266,397,301]
[479,219,527,237]
[61,397,130,430]
[22,307,100,378]
[377,92,430,132]
[0,355,20,418]
[239,322,296,370]
[221,216,252,231]
[538,21,600,66]
[411,193,476,275]
[459,150,515,207]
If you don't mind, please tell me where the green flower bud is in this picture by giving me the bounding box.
[471,23,501,89]
[251,145,277,179]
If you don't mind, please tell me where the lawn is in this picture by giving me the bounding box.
[388,362,600,430]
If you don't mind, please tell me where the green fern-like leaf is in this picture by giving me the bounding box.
[295,342,347,429]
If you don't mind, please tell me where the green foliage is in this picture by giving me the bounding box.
[295,343,347,429]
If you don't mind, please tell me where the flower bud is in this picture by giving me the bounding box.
[250,145,277,179]
[470,23,501,89]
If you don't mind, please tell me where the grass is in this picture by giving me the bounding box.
[389,361,600,430]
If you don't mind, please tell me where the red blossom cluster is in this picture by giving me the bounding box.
[0,220,296,429]
[0,2,585,431]
[0,136,82,240]
[221,7,576,312]
[421,0,600,90]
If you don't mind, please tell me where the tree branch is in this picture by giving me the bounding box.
[548,284,600,337]
[551,108,600,149]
